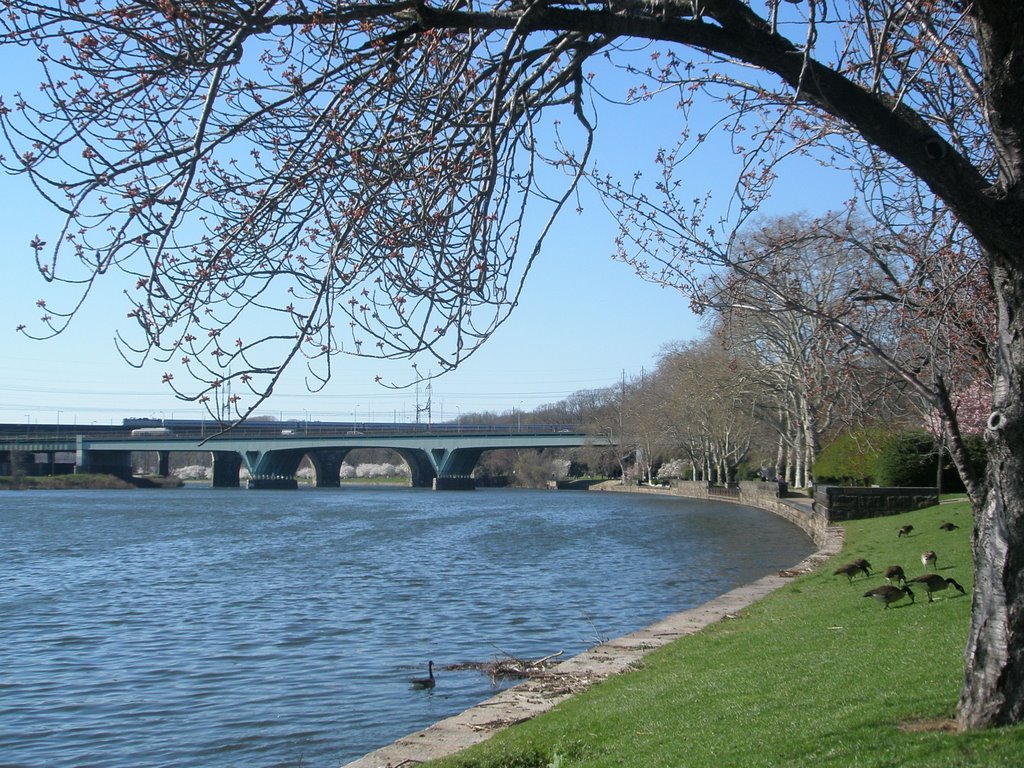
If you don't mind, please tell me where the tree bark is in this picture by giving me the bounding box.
[775,420,786,481]
[959,262,1024,727]
[960,2,1024,724]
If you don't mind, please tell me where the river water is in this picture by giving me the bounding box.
[0,486,813,767]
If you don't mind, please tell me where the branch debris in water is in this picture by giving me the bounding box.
[446,651,564,684]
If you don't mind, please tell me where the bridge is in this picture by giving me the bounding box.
[0,420,611,490]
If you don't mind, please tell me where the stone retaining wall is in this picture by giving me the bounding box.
[595,479,831,549]
[601,480,941,542]
[813,485,939,521]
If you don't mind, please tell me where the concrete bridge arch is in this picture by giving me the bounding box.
[0,427,611,490]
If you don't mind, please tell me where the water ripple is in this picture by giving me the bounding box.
[0,487,812,767]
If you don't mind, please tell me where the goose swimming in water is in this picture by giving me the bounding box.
[410,661,436,690]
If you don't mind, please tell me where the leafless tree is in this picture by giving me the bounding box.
[3,0,601,419]
[708,213,991,489]
[651,338,768,483]
[2,0,1023,729]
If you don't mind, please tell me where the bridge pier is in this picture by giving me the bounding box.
[247,476,299,490]
[79,448,134,481]
[433,476,476,491]
[157,450,171,478]
[308,449,350,488]
[212,451,243,488]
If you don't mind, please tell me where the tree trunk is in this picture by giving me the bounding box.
[792,417,805,489]
[937,429,945,497]
[804,403,821,490]
[775,428,786,481]
[958,262,1024,727]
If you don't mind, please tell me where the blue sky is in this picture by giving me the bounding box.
[2,167,704,426]
[0,44,854,428]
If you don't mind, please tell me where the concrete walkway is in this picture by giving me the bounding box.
[342,493,843,768]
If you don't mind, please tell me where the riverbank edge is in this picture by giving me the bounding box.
[341,484,844,768]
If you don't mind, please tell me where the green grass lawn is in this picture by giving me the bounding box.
[429,502,1024,768]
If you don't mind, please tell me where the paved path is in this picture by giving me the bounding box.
[342,495,843,768]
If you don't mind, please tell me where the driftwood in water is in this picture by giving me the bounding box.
[446,651,564,684]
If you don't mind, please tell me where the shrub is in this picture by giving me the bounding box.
[874,430,936,487]
[813,428,888,486]
[732,461,761,481]
[817,428,987,490]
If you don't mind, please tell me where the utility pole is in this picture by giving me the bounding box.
[414,365,432,426]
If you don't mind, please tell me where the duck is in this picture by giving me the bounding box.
[939,522,959,531]
[908,574,966,602]
[921,550,938,569]
[864,585,915,609]
[834,560,871,582]
[898,525,914,538]
[410,660,436,690]
[884,565,907,585]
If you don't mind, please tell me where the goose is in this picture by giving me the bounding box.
[939,522,959,531]
[834,561,870,582]
[921,550,938,569]
[852,558,872,575]
[898,525,914,538]
[864,585,915,609]
[909,574,966,602]
[410,661,436,690]
[884,565,907,585]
